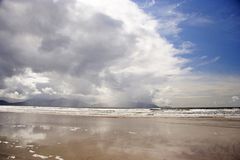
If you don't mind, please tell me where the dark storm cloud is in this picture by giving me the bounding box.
[0,0,70,86]
[0,0,140,103]
[0,0,135,78]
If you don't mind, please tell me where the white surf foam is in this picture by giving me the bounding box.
[0,105,239,118]
[32,154,48,159]
[55,156,64,160]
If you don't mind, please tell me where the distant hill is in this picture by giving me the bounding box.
[0,98,89,108]
[90,102,159,109]
[0,99,239,109]
[23,98,89,108]
[0,100,25,106]
[0,100,11,105]
[126,102,159,108]
[0,98,159,109]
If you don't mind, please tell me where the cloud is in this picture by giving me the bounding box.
[0,0,190,106]
[0,0,239,107]
[232,96,239,102]
[142,0,156,8]
[0,68,49,100]
[186,14,213,27]
[152,74,240,107]
[144,1,212,37]
[153,1,187,37]
[200,56,208,60]
[198,56,220,66]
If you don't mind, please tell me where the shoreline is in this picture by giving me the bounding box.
[0,105,240,119]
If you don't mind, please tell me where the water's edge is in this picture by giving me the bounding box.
[0,105,240,118]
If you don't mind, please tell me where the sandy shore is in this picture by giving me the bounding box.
[0,112,240,160]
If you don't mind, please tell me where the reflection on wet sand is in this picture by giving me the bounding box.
[0,112,240,160]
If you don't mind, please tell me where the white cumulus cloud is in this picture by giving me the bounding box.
[0,0,239,107]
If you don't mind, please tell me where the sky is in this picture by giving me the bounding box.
[0,0,239,107]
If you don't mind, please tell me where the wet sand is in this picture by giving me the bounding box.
[0,112,240,160]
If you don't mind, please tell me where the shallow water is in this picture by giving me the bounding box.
[0,112,240,160]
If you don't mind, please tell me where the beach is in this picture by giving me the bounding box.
[0,111,240,160]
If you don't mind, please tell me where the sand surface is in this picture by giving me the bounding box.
[0,112,240,160]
